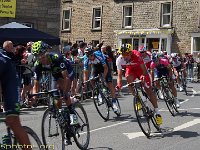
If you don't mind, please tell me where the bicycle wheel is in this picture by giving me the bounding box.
[41,108,65,150]
[93,88,110,121]
[72,102,90,150]
[133,96,151,138]
[162,88,178,116]
[12,126,44,150]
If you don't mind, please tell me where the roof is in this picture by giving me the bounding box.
[0,22,60,45]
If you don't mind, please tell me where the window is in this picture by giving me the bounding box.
[123,5,132,28]
[92,7,102,30]
[160,2,172,27]
[62,9,71,31]
[21,23,33,28]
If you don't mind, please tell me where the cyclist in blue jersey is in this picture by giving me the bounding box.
[31,41,78,125]
[0,52,31,150]
[83,48,119,112]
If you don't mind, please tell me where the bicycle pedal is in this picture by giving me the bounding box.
[64,138,72,145]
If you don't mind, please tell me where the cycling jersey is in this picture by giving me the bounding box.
[116,55,126,70]
[150,58,169,78]
[125,50,151,87]
[83,51,112,82]
[0,52,20,115]
[34,52,75,81]
[142,52,152,69]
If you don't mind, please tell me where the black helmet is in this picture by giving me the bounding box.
[84,47,94,56]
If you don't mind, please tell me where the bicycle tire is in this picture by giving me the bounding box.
[72,102,90,150]
[162,88,178,116]
[41,108,65,150]
[133,96,151,138]
[93,88,110,121]
[12,126,44,150]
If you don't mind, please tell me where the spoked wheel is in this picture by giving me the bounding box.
[163,89,179,116]
[41,108,65,150]
[13,126,44,150]
[93,88,110,121]
[72,102,90,150]
[134,96,152,138]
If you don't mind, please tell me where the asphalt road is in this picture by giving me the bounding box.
[0,80,200,150]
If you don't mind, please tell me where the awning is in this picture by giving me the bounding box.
[114,28,174,36]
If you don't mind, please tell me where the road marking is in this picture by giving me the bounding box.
[191,89,200,96]
[90,121,129,133]
[123,119,200,139]
[180,99,189,104]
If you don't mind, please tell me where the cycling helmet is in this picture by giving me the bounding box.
[138,45,146,53]
[27,41,34,47]
[118,44,132,54]
[31,41,51,56]
[171,53,177,58]
[84,47,94,56]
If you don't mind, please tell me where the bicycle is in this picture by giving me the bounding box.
[0,111,44,150]
[153,77,179,116]
[28,89,90,150]
[83,75,121,121]
[121,80,161,138]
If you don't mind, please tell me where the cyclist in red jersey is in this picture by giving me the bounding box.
[118,45,163,125]
[138,45,152,70]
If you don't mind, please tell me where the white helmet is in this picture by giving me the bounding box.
[171,53,177,58]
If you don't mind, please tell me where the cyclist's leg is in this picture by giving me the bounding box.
[125,68,137,95]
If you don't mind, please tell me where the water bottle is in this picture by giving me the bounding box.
[2,134,11,146]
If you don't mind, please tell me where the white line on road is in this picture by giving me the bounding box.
[90,121,129,133]
[123,119,200,139]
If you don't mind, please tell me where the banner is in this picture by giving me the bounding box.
[0,0,16,18]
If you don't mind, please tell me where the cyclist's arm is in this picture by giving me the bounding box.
[117,69,123,88]
[61,70,69,92]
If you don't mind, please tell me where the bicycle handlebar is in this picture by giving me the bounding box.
[121,80,141,89]
[28,89,58,98]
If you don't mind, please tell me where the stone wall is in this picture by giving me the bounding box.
[61,0,200,53]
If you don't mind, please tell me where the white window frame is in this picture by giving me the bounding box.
[62,9,71,31]
[21,22,33,28]
[122,5,133,28]
[92,7,102,30]
[160,2,172,27]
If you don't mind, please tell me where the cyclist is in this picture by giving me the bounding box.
[31,41,78,125]
[138,45,152,70]
[118,45,163,125]
[83,48,119,112]
[171,53,187,92]
[0,52,31,150]
[150,52,180,108]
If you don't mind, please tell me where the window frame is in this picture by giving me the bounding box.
[92,6,102,31]
[160,1,172,28]
[62,9,72,31]
[122,4,133,29]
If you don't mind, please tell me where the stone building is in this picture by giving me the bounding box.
[0,0,60,41]
[61,0,200,55]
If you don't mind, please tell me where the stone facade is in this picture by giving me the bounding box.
[0,0,60,38]
[61,0,200,54]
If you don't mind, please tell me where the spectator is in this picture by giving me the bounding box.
[78,42,86,57]
[196,53,200,81]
